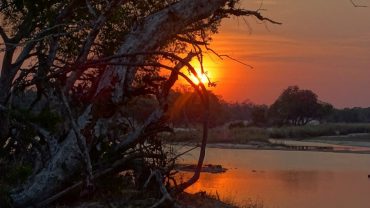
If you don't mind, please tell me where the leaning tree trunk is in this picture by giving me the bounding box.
[10,0,228,206]
[10,131,82,207]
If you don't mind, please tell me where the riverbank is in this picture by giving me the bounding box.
[54,192,237,208]
[164,123,370,144]
[165,123,370,154]
[173,137,370,154]
[208,142,370,154]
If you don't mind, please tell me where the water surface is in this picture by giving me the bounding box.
[176,146,370,208]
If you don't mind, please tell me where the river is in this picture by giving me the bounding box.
[175,145,370,208]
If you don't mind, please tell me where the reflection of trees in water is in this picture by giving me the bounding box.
[273,171,334,194]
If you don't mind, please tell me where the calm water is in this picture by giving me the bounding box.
[176,146,370,208]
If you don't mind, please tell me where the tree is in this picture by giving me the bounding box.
[0,0,279,207]
[327,107,370,123]
[226,101,254,121]
[269,86,332,126]
[316,101,334,122]
[169,88,229,127]
[250,104,269,126]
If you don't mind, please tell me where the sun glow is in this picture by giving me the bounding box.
[191,73,209,85]
[169,54,222,89]
[185,57,219,86]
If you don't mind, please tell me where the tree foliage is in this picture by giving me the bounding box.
[327,107,370,123]
[168,88,229,127]
[269,86,333,126]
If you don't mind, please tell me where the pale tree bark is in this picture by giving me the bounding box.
[10,130,82,206]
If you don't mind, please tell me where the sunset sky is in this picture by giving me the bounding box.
[199,0,370,108]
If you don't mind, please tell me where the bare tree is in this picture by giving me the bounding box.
[0,0,279,207]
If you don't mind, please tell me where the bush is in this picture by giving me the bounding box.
[268,123,370,139]
[228,121,246,129]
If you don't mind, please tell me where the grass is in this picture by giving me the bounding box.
[269,123,370,139]
[216,193,264,208]
[161,126,269,144]
[208,127,269,143]
[178,191,264,208]
[164,123,370,143]
[198,191,264,208]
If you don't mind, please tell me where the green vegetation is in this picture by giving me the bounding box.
[209,127,269,143]
[269,123,370,139]
[165,123,370,143]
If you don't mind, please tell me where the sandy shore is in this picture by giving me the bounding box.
[303,133,370,148]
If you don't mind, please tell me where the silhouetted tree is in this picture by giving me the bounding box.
[251,104,269,126]
[0,0,280,207]
[327,107,370,123]
[224,101,254,122]
[169,89,229,127]
[316,101,334,122]
[269,86,331,126]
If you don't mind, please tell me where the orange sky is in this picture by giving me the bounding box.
[1,1,369,108]
[193,0,370,108]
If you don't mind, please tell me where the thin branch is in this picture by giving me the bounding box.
[0,24,68,48]
[64,0,130,92]
[85,0,98,18]
[175,35,208,46]
[170,145,199,164]
[257,0,265,12]
[161,51,198,99]
[0,25,9,42]
[350,0,368,7]
[144,170,174,208]
[86,51,199,65]
[187,32,254,69]
[204,45,254,69]
[221,8,282,25]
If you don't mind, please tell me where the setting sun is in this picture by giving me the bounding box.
[181,56,222,87]
[191,73,209,85]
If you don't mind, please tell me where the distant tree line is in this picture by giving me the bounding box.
[167,85,370,127]
[326,107,370,123]
[167,87,255,127]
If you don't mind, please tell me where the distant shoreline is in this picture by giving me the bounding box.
[206,143,370,154]
[172,137,370,154]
